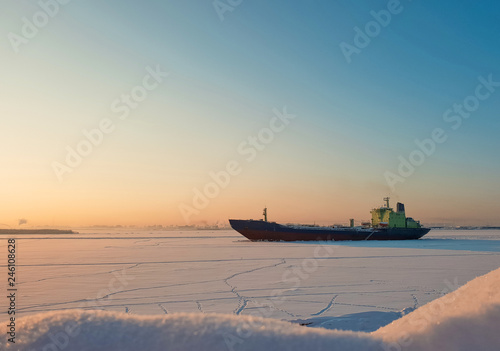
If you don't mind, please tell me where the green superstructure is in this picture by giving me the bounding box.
[370,197,422,229]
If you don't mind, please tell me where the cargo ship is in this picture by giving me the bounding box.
[229,198,430,241]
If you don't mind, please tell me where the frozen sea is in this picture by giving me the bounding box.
[2,229,499,332]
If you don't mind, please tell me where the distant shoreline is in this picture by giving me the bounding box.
[0,229,76,234]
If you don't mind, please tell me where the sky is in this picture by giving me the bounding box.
[1,0,499,227]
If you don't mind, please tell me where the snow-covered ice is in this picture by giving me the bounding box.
[1,265,498,350]
[1,229,499,349]
[375,265,500,350]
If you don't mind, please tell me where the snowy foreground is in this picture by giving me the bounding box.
[1,229,499,350]
[1,266,499,350]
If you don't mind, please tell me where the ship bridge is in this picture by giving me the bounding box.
[370,197,421,229]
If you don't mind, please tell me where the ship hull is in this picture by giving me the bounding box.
[229,219,430,241]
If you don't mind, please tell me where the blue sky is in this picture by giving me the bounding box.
[1,0,499,226]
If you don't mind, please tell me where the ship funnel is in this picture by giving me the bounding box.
[397,202,405,213]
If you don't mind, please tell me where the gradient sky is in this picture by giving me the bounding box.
[1,0,499,227]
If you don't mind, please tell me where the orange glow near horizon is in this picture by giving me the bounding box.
[2,2,500,229]
[3,181,499,227]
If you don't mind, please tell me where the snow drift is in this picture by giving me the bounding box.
[2,267,499,351]
[374,266,500,350]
